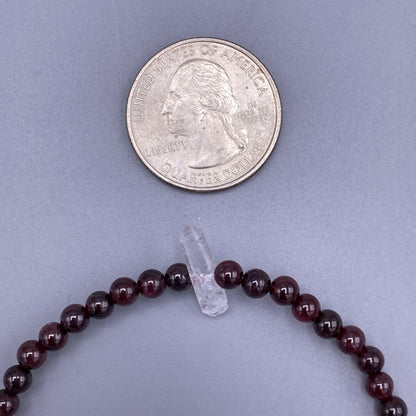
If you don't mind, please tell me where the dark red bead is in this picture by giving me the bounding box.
[110,277,139,306]
[0,389,19,416]
[3,365,32,395]
[138,269,166,298]
[380,396,407,416]
[357,346,385,375]
[270,276,299,305]
[313,309,343,338]
[214,260,243,289]
[336,325,366,355]
[39,322,68,351]
[86,291,114,319]
[366,371,394,400]
[165,263,191,291]
[241,269,271,298]
[292,293,321,322]
[17,340,47,370]
[60,304,90,333]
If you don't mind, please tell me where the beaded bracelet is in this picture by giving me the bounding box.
[0,261,407,416]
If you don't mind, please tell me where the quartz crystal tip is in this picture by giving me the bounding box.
[180,225,228,317]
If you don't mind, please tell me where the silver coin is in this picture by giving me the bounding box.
[126,38,282,192]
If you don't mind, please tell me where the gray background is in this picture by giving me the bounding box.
[0,1,415,415]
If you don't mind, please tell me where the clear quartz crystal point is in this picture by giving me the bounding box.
[180,225,228,317]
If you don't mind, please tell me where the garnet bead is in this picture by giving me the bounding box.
[270,276,299,305]
[313,309,343,338]
[214,260,243,289]
[3,365,32,395]
[0,389,19,416]
[241,269,271,298]
[380,396,408,416]
[60,304,90,333]
[39,322,68,351]
[110,277,139,306]
[336,325,366,355]
[17,340,47,370]
[86,291,114,319]
[138,269,166,298]
[366,371,394,400]
[165,263,191,291]
[357,346,385,375]
[292,293,321,322]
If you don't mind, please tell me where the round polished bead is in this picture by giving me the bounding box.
[39,322,68,351]
[313,309,343,338]
[165,263,191,291]
[292,293,321,322]
[336,325,366,355]
[366,371,394,400]
[3,365,32,395]
[86,291,114,319]
[60,304,90,333]
[270,276,299,305]
[357,346,385,375]
[0,389,19,416]
[380,396,408,416]
[214,260,243,289]
[17,340,47,370]
[138,269,166,298]
[110,277,139,306]
[241,269,271,298]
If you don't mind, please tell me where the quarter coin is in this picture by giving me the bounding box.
[126,38,282,191]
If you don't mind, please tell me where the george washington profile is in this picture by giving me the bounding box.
[162,59,247,168]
